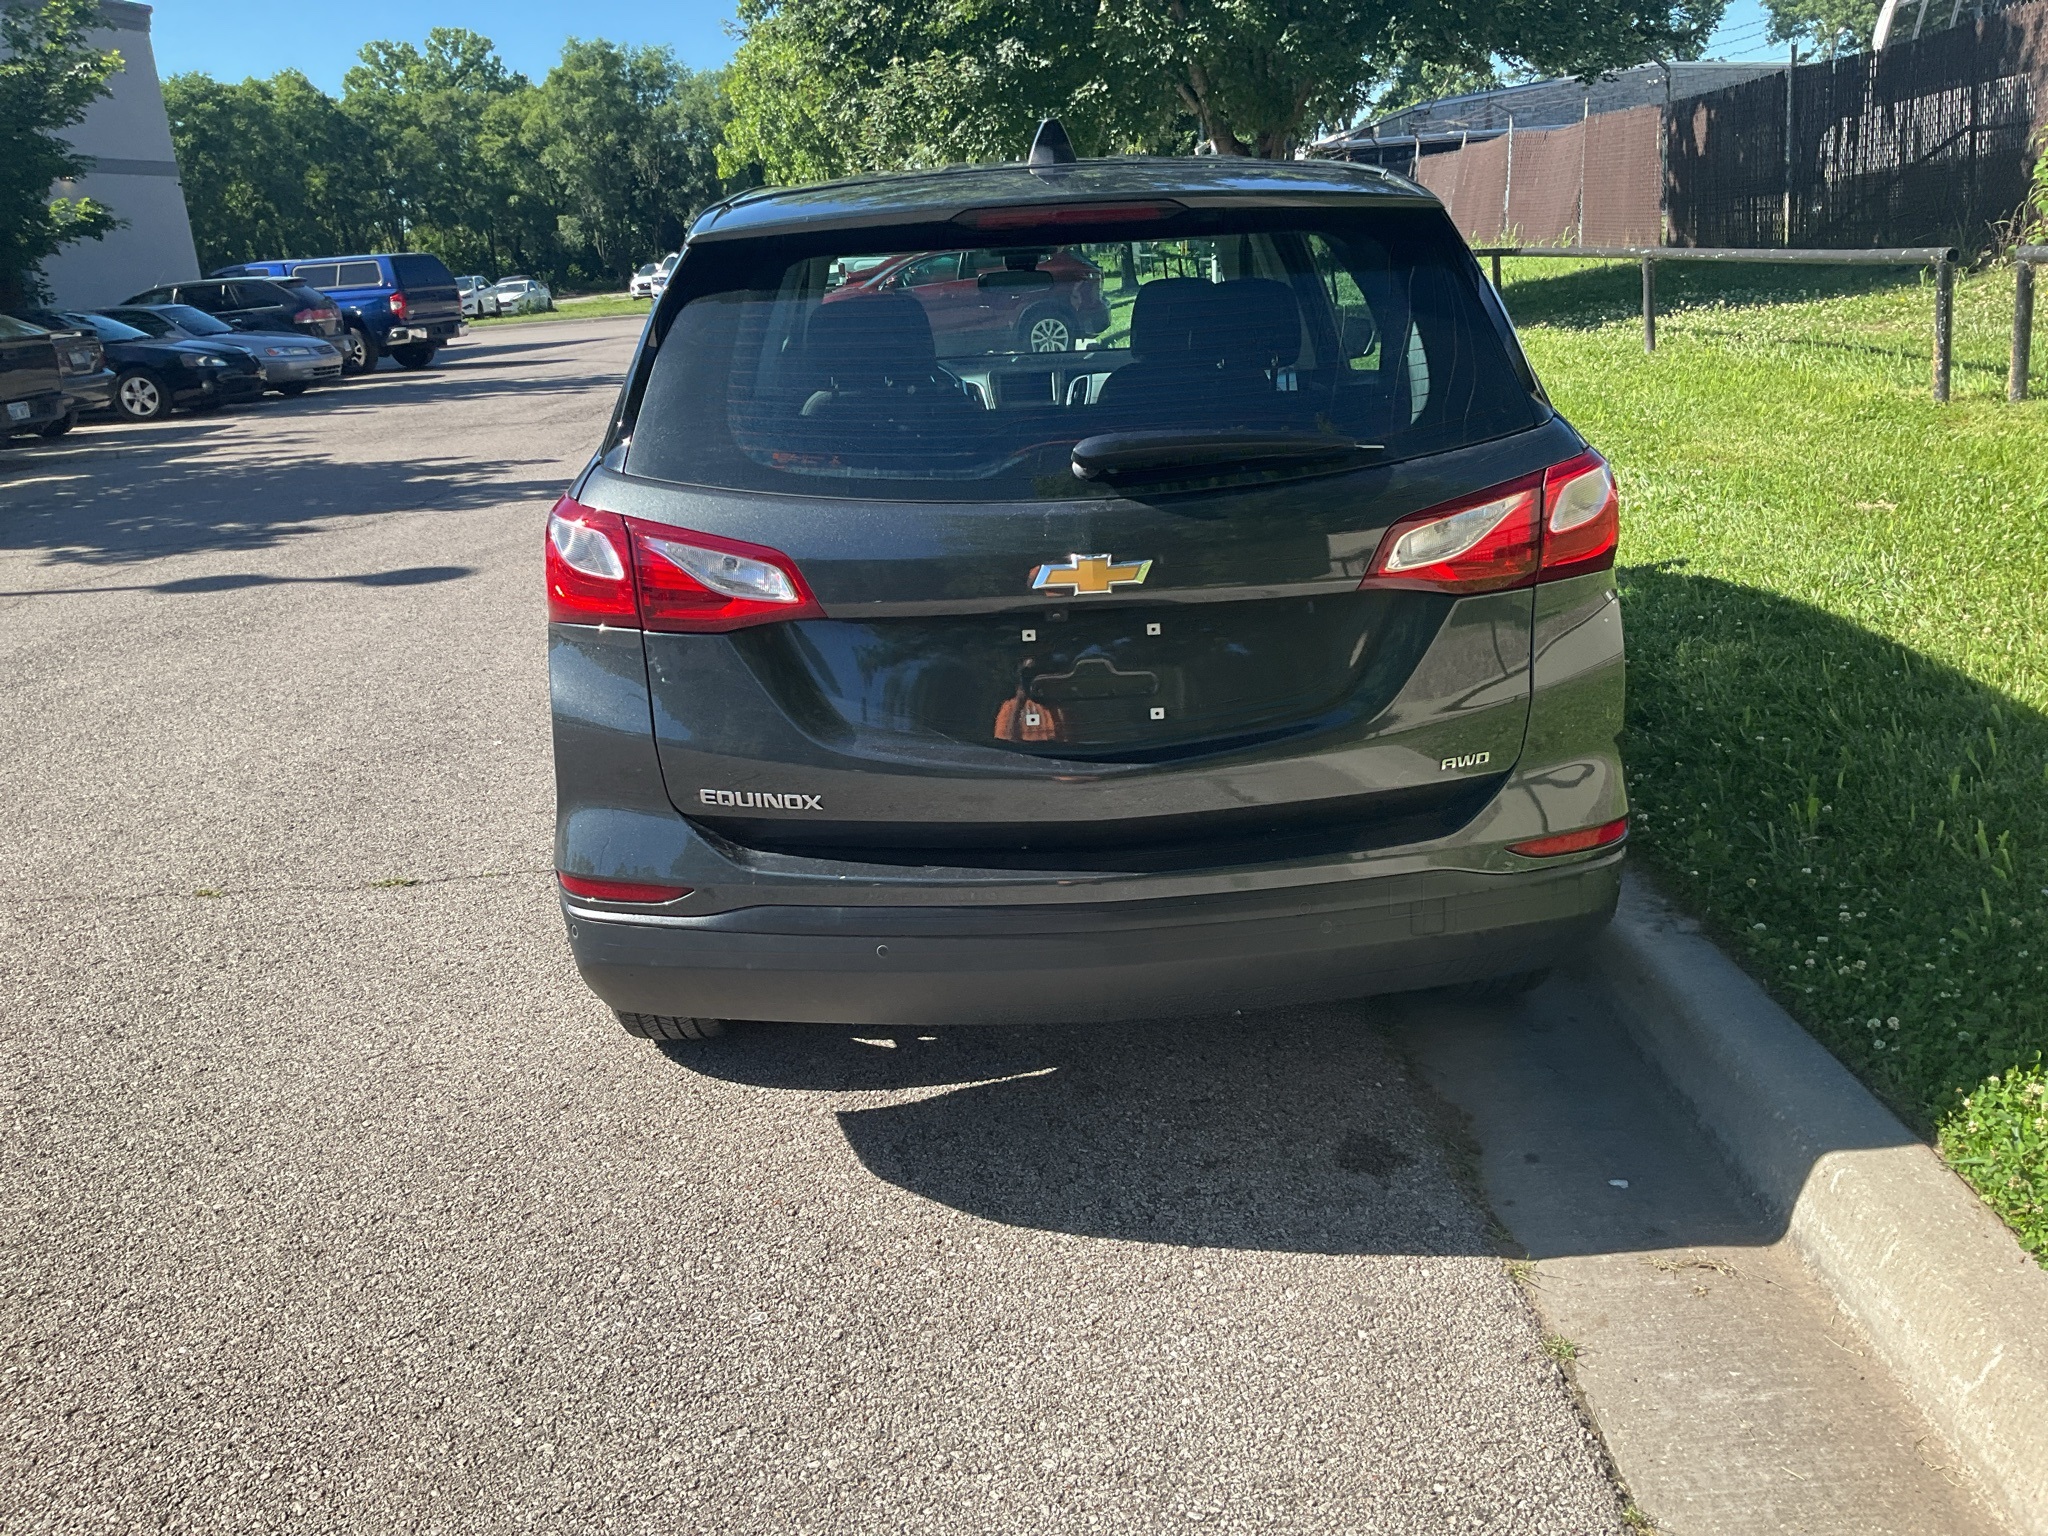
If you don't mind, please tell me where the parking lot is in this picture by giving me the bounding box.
[0,319,2011,1534]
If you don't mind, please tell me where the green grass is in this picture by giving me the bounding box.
[471,293,650,325]
[1503,255,2048,1262]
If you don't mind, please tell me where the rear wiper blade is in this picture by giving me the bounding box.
[1071,430,1383,483]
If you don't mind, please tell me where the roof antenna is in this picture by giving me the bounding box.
[1028,118,1078,167]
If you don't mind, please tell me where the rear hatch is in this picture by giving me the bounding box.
[0,319,63,419]
[581,198,1568,872]
[389,254,462,332]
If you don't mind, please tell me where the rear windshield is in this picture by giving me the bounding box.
[391,254,454,288]
[626,208,1540,500]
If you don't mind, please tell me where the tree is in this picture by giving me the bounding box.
[1760,0,1880,57]
[721,0,1730,176]
[0,0,124,306]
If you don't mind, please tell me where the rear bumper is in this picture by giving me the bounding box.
[4,390,67,431]
[62,368,116,412]
[386,320,459,345]
[562,850,1622,1026]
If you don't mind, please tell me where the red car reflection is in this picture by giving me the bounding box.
[823,248,1110,355]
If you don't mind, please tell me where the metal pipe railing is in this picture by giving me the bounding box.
[1474,245,1962,401]
[2014,246,2044,403]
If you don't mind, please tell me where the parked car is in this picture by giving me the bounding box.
[213,253,464,373]
[492,276,553,314]
[458,275,500,318]
[44,310,265,421]
[101,304,343,395]
[5,309,113,435]
[630,263,660,299]
[820,246,1111,355]
[117,277,344,346]
[543,137,1626,1045]
[0,316,67,442]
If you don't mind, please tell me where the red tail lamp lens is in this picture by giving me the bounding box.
[623,517,824,633]
[557,872,692,903]
[388,290,408,319]
[1507,817,1630,858]
[1540,451,1619,578]
[1362,475,1541,594]
[545,498,637,624]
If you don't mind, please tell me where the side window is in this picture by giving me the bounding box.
[292,264,340,288]
[337,260,385,286]
[229,283,276,308]
[1306,235,1381,371]
[898,253,961,287]
[176,285,226,313]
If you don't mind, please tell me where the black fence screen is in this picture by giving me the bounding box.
[1670,0,2048,249]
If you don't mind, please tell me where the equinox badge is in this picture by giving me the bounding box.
[1030,553,1152,596]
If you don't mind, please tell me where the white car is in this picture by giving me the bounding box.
[492,277,553,314]
[457,275,500,318]
[648,252,680,298]
[629,263,660,299]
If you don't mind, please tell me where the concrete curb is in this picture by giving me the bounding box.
[1593,872,2048,1536]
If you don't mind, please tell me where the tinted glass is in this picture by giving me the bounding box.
[292,264,341,288]
[229,281,288,307]
[79,313,151,341]
[629,212,1538,501]
[390,254,454,287]
[280,284,328,308]
[0,314,49,339]
[337,261,385,286]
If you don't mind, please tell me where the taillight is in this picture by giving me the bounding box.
[292,307,321,323]
[624,518,823,633]
[544,497,822,632]
[557,871,691,903]
[545,499,636,624]
[388,290,408,319]
[1539,450,1619,579]
[1363,475,1540,593]
[1360,450,1620,596]
[1507,817,1629,858]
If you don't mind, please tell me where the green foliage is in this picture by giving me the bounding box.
[0,0,124,306]
[1502,256,2047,1260]
[1939,1059,2048,1264]
[1761,0,1879,56]
[719,0,1728,181]
[2026,128,2048,243]
[167,31,736,287]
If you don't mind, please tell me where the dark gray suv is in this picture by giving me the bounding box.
[548,144,1626,1042]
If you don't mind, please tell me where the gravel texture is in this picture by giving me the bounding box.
[0,320,1625,1534]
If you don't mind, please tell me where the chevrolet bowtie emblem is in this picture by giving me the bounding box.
[1030,553,1153,596]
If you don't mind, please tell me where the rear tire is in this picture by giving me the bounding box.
[37,409,77,438]
[615,1011,726,1042]
[391,343,439,370]
[1019,305,1075,353]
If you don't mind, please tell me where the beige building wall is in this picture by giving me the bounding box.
[39,1,200,307]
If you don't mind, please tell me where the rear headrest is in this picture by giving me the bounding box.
[806,291,938,386]
[1126,276,1302,370]
[1126,277,1216,359]
[1212,278,1302,371]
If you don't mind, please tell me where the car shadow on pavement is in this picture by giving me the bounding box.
[0,564,474,598]
[665,1008,1499,1257]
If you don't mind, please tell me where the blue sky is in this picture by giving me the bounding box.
[149,0,1787,93]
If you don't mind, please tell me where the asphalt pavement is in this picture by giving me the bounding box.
[1,320,1631,1534]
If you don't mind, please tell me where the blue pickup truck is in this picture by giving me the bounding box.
[209,252,464,374]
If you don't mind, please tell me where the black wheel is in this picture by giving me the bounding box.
[37,409,77,438]
[615,1011,726,1042]
[391,343,439,370]
[1019,305,1076,353]
[340,326,377,374]
[278,381,309,397]
[1442,968,1552,1003]
[112,369,169,422]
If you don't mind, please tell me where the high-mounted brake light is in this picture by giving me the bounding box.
[956,201,1186,230]
[1538,450,1619,579]
[557,871,692,903]
[543,496,823,633]
[1507,817,1629,858]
